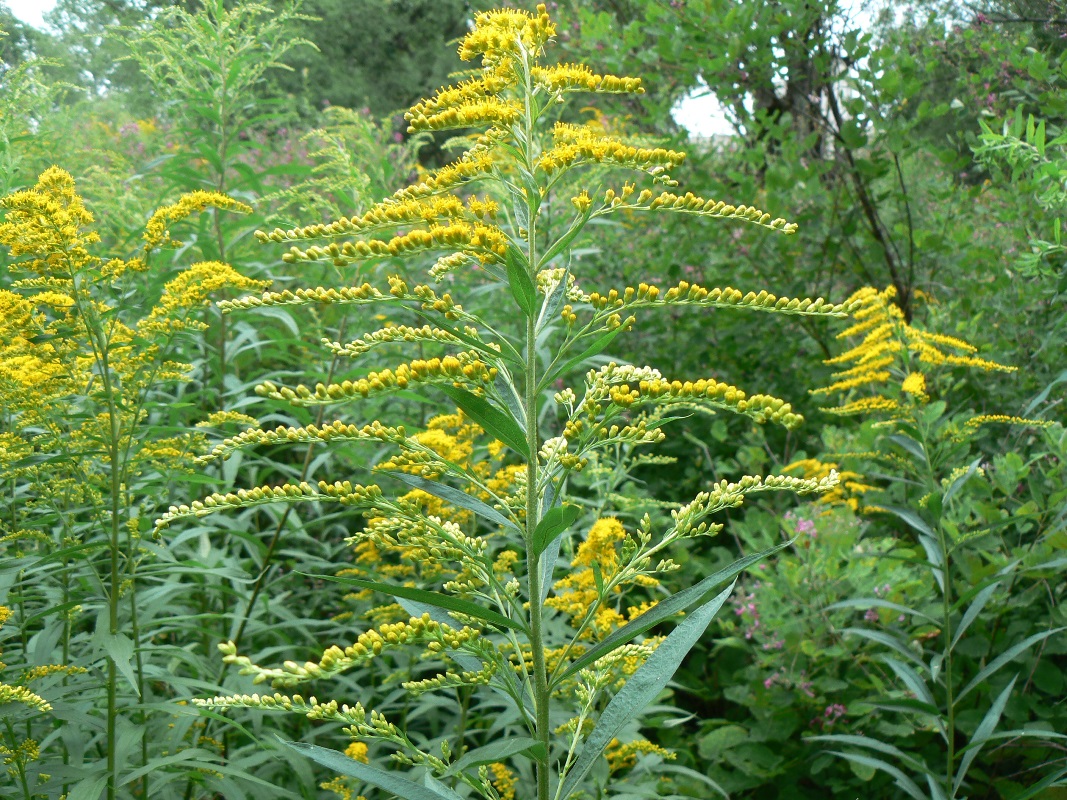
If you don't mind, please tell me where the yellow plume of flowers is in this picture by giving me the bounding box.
[814,286,1017,417]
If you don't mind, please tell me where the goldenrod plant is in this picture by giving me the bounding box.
[157,7,852,799]
[0,167,264,799]
[806,285,1066,799]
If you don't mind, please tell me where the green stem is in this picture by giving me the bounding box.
[99,339,123,800]
[520,88,550,797]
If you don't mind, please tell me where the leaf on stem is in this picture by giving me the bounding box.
[438,385,529,458]
[298,573,524,632]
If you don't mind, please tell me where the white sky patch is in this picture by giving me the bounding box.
[671,86,736,139]
[6,0,57,29]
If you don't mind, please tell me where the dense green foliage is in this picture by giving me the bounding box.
[0,1,1064,799]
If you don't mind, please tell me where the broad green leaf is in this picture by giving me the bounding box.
[505,246,536,317]
[954,675,1016,795]
[438,386,529,458]
[531,503,581,553]
[384,471,518,532]
[559,544,788,681]
[444,737,545,776]
[951,581,999,650]
[956,627,1065,705]
[557,583,733,799]
[283,741,464,800]
[299,573,523,632]
[824,752,927,800]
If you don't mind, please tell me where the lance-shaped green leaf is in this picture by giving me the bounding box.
[531,503,581,553]
[558,543,788,682]
[881,503,937,539]
[810,734,935,779]
[840,628,926,669]
[536,267,570,335]
[544,326,625,388]
[282,741,464,800]
[298,573,524,632]
[951,581,999,650]
[505,246,536,317]
[826,598,938,625]
[384,471,519,532]
[439,386,529,458]
[956,627,1065,705]
[557,583,734,799]
[443,737,545,777]
[823,751,928,800]
[954,675,1016,795]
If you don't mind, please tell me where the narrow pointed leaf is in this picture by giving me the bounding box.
[826,598,938,625]
[881,503,937,538]
[549,326,625,383]
[809,734,933,777]
[557,583,733,799]
[439,386,529,457]
[956,627,1065,704]
[951,581,999,650]
[537,267,570,334]
[532,503,581,553]
[559,543,788,681]
[943,458,982,505]
[505,247,536,317]
[1003,766,1067,800]
[444,737,545,776]
[298,573,523,632]
[954,675,1017,795]
[385,471,518,532]
[883,657,938,710]
[283,741,463,800]
[841,627,926,668]
[825,752,927,800]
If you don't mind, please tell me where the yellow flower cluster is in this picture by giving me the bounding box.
[217,281,389,312]
[489,763,518,800]
[407,97,523,133]
[143,191,252,249]
[216,614,492,689]
[783,458,877,513]
[815,286,1020,417]
[457,4,556,68]
[324,323,465,359]
[547,519,660,636]
[605,738,675,772]
[281,220,510,266]
[140,261,269,335]
[255,352,498,406]
[538,123,685,178]
[0,166,99,274]
[531,64,643,94]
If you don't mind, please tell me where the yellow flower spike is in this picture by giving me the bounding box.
[143,191,252,250]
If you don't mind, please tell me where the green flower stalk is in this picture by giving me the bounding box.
[159,6,853,799]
